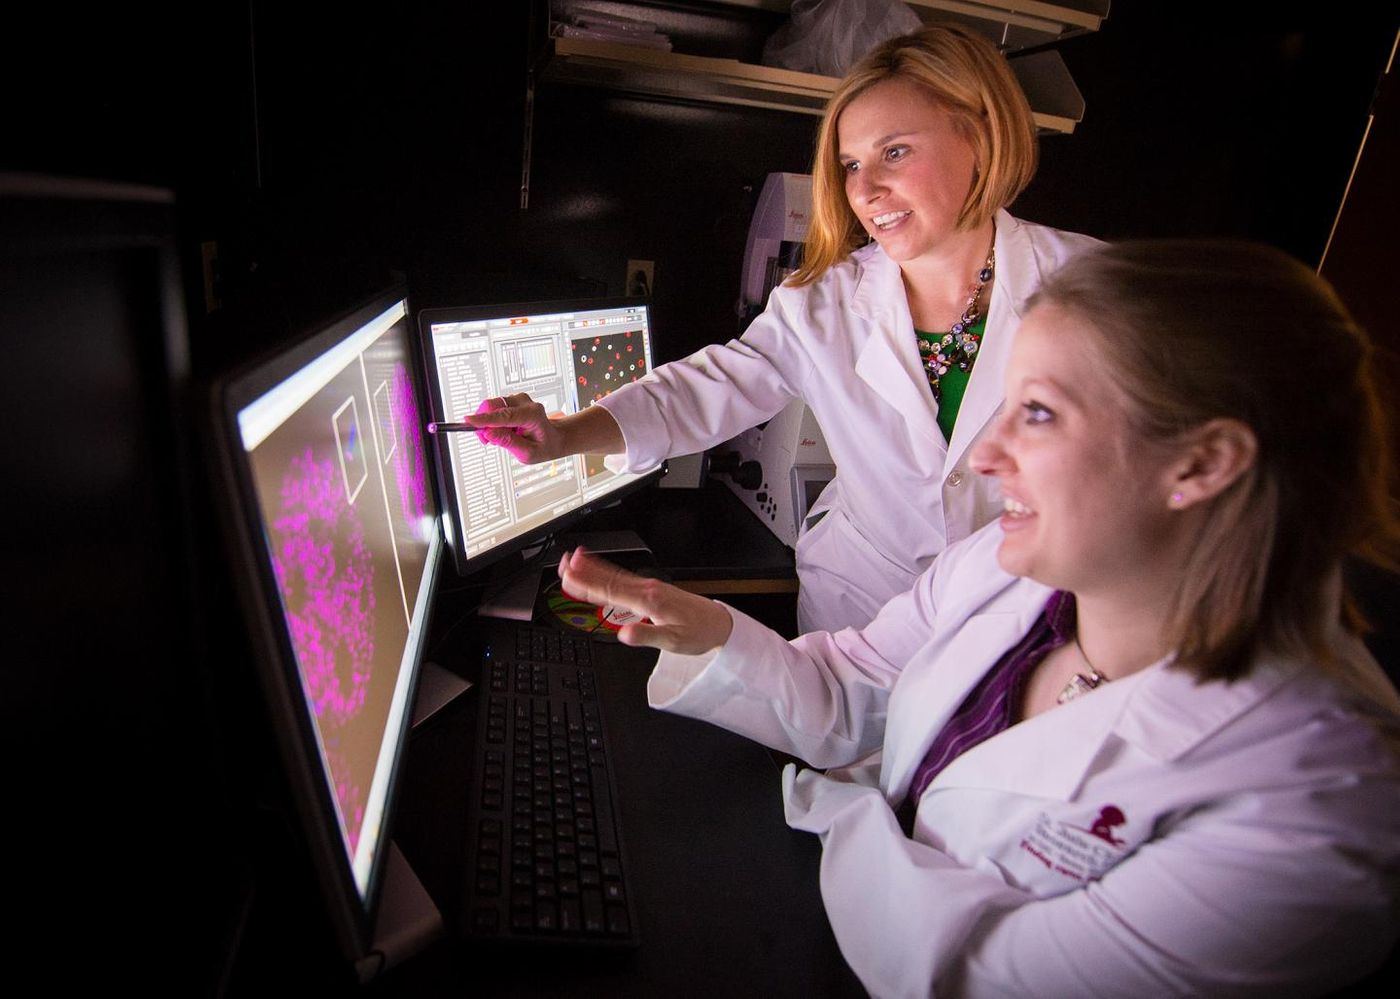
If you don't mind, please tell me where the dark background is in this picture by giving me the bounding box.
[8,2,1397,357]
[4,1,1397,995]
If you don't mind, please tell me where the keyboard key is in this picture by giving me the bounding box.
[606,905,630,936]
[560,899,581,933]
[591,770,619,855]
[582,890,605,933]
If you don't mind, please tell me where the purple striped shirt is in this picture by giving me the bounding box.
[897,591,1076,833]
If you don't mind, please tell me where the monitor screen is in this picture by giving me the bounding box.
[207,287,442,960]
[419,297,661,576]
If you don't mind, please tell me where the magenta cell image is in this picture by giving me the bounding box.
[270,447,377,726]
[390,363,430,533]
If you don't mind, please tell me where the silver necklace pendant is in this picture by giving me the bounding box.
[1057,667,1110,704]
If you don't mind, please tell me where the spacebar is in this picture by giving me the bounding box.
[591,765,619,855]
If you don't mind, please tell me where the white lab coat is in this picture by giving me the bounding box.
[646,524,1400,998]
[598,210,1100,633]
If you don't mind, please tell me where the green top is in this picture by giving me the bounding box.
[916,314,987,443]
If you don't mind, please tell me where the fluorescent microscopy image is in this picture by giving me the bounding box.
[390,363,431,540]
[271,447,376,725]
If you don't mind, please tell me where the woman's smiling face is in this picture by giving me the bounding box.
[969,304,1183,595]
[837,77,978,264]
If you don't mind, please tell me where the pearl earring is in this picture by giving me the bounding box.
[1170,491,1185,507]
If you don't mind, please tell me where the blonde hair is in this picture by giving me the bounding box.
[789,24,1038,287]
[1032,239,1400,682]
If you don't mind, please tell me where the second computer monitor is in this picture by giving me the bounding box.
[207,287,443,966]
[420,297,660,576]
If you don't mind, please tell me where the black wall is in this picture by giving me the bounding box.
[8,2,1395,360]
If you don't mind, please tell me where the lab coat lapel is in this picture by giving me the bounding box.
[925,655,1305,804]
[944,211,1034,468]
[1115,655,1304,760]
[929,670,1144,802]
[882,606,1043,803]
[850,245,947,451]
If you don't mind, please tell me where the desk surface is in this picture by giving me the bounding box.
[221,579,860,997]
[381,615,863,997]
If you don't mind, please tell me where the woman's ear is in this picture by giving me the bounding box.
[1166,418,1258,510]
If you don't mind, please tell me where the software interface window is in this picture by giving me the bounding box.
[426,303,654,562]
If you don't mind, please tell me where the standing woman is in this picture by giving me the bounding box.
[465,25,1099,633]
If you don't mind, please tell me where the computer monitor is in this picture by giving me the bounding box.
[206,286,443,969]
[418,296,662,578]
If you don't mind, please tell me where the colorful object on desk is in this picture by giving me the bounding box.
[544,578,648,641]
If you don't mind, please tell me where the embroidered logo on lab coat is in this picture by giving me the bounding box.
[1019,808,1129,883]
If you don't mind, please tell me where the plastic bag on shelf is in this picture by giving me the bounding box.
[761,0,922,78]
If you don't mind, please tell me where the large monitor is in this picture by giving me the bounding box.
[206,286,443,970]
[419,296,662,577]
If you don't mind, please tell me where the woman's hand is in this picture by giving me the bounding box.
[465,394,568,464]
[464,394,625,464]
[557,548,734,655]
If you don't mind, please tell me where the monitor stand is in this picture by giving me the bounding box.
[355,841,441,984]
[477,547,551,622]
[411,660,470,728]
[476,530,654,621]
[555,528,652,565]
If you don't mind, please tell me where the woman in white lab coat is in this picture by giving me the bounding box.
[554,240,1400,997]
[464,25,1099,634]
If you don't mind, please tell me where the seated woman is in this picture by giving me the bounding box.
[555,239,1400,997]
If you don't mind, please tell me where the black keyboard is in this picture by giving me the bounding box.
[463,624,639,947]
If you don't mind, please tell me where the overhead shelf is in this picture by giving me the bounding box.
[544,35,831,115]
[906,0,1107,37]
[541,35,1085,134]
[703,0,1109,52]
[521,1,1104,205]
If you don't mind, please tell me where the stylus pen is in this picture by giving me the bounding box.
[426,421,480,434]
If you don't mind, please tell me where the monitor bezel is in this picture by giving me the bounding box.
[204,283,441,962]
[417,294,663,579]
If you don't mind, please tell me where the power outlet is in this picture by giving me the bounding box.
[626,259,654,298]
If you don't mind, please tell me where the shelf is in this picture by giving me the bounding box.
[545,35,832,115]
[520,1,1104,205]
[702,0,1109,51]
[541,35,1084,133]
[906,0,1107,36]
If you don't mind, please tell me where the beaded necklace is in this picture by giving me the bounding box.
[916,245,996,404]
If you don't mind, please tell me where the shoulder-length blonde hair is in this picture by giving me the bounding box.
[789,24,1038,288]
[1032,239,1400,682]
